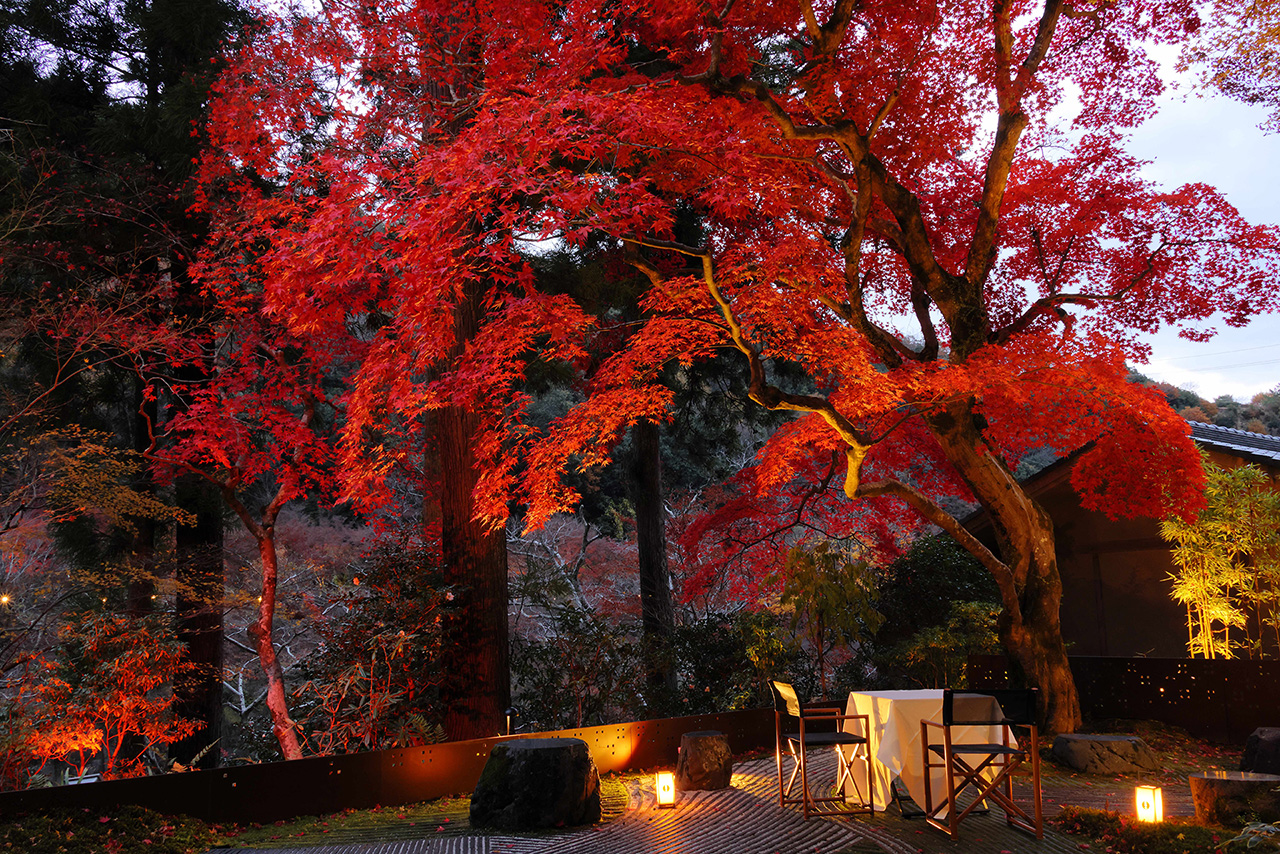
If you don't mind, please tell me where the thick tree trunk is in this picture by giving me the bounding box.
[171,475,224,768]
[437,286,510,742]
[630,419,675,694]
[247,525,302,760]
[928,401,1081,735]
[438,402,510,740]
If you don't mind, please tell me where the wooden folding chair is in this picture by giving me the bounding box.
[920,688,1042,839]
[770,680,874,819]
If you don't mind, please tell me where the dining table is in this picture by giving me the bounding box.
[841,688,1012,813]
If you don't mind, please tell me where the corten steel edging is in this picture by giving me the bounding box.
[968,654,1280,743]
[0,707,774,823]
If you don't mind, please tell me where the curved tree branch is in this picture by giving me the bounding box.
[857,477,1021,619]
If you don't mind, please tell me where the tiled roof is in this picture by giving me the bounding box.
[1190,421,1280,467]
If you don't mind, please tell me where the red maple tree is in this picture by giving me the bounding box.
[203,0,1280,732]
[148,258,347,758]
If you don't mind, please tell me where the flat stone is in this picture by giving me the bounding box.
[1241,728,1280,774]
[676,730,732,791]
[470,738,601,831]
[1190,770,1280,827]
[1050,734,1161,775]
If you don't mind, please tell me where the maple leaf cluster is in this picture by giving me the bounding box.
[193,0,1277,554]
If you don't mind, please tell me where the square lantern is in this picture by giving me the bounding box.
[656,771,676,808]
[1136,785,1163,823]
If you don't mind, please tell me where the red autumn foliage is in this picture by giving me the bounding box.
[201,0,1280,732]
[5,613,198,786]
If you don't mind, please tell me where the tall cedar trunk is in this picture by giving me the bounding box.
[630,419,675,693]
[171,474,224,768]
[928,401,1081,734]
[437,288,510,741]
[246,522,302,759]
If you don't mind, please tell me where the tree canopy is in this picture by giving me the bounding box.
[199,0,1280,733]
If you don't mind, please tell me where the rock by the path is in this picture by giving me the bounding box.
[1191,770,1280,827]
[1050,734,1161,775]
[676,730,733,791]
[470,738,601,831]
[1241,728,1280,775]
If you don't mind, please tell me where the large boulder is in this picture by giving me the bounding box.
[1050,734,1161,775]
[1191,770,1280,827]
[676,730,732,791]
[1241,728,1280,774]
[470,738,602,831]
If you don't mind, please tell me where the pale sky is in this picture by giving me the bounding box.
[1127,66,1280,402]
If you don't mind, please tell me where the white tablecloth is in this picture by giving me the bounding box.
[843,689,1011,812]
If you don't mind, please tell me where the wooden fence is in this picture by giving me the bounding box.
[969,654,1280,743]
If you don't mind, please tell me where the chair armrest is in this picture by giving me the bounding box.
[800,711,871,735]
[801,703,846,714]
[797,710,850,721]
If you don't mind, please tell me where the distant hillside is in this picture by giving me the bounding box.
[1129,371,1280,436]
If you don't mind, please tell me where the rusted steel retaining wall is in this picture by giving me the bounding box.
[0,707,775,823]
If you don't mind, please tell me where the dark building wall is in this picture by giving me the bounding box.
[971,443,1278,659]
[1027,462,1184,657]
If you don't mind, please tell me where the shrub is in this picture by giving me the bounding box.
[835,534,1000,690]
[661,610,813,715]
[1230,821,1280,850]
[0,805,215,854]
[510,604,646,729]
[882,600,1001,688]
[294,535,448,753]
[1053,806,1228,854]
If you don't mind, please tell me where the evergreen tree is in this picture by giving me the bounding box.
[1,0,249,767]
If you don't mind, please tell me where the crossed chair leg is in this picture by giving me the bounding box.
[923,750,1043,839]
[780,744,875,819]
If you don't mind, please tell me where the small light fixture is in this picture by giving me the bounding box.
[1136,785,1163,823]
[655,771,676,808]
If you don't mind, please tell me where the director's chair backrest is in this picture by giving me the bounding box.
[770,680,802,718]
[942,688,1038,727]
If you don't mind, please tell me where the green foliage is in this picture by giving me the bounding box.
[738,609,812,697]
[1161,454,1280,659]
[773,541,883,699]
[1052,806,1228,854]
[883,600,1001,689]
[1230,821,1280,850]
[657,611,803,716]
[295,535,448,753]
[836,535,1001,690]
[511,604,800,727]
[0,806,215,854]
[510,605,646,729]
[874,535,999,645]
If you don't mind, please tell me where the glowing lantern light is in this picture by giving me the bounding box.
[1136,785,1163,823]
[656,771,676,808]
